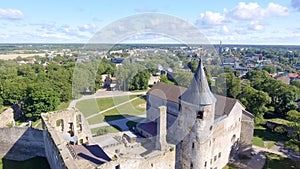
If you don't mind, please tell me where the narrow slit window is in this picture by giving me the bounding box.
[197,110,204,119]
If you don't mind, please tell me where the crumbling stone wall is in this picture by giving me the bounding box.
[0,108,14,127]
[97,150,175,169]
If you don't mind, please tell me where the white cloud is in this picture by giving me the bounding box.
[197,11,225,26]
[227,2,262,20]
[0,9,23,19]
[226,2,289,21]
[264,3,289,17]
[248,21,264,31]
[78,24,97,33]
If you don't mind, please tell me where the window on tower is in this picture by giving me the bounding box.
[197,110,204,119]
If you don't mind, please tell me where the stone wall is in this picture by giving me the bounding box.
[239,110,254,155]
[97,150,175,169]
[0,127,45,161]
[0,108,14,127]
[43,129,68,169]
[209,102,244,169]
[41,109,92,169]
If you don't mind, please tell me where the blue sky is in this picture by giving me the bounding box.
[1,0,300,44]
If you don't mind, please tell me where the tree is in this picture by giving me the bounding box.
[291,80,300,89]
[285,110,300,152]
[160,74,175,85]
[245,69,299,116]
[24,82,60,118]
[128,69,150,90]
[1,77,29,105]
[187,60,198,73]
[215,73,241,98]
[239,84,271,123]
[262,64,276,74]
[115,62,147,91]
[173,70,193,88]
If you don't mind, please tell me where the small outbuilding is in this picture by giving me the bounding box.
[122,131,137,143]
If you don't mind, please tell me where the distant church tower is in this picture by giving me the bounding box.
[219,40,223,57]
[175,59,217,169]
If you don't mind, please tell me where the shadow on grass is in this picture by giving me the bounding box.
[263,153,300,169]
[254,126,289,142]
[104,114,143,131]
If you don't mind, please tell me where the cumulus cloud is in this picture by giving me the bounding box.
[226,2,288,21]
[291,0,300,11]
[264,3,289,17]
[197,11,225,26]
[78,24,97,33]
[248,21,264,31]
[0,9,23,19]
[227,2,262,20]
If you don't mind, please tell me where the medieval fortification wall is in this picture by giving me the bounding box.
[0,127,45,161]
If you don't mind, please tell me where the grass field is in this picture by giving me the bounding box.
[91,125,122,135]
[267,118,292,126]
[56,101,72,111]
[0,156,50,169]
[76,95,139,117]
[253,136,265,147]
[253,125,289,148]
[263,153,300,169]
[31,119,43,130]
[222,164,239,169]
[87,96,146,125]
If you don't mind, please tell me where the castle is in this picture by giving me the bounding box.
[0,59,254,169]
[137,59,254,169]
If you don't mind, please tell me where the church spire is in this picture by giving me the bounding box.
[180,59,216,106]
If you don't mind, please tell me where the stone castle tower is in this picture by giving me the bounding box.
[175,59,217,169]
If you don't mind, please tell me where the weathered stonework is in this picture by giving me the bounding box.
[0,108,14,127]
[0,127,45,161]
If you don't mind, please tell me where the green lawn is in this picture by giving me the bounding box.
[267,118,292,126]
[31,119,43,130]
[223,164,239,169]
[253,136,265,147]
[254,125,289,148]
[76,95,139,117]
[56,101,72,111]
[87,97,146,125]
[0,156,50,169]
[91,125,121,135]
[266,141,276,149]
[263,153,300,169]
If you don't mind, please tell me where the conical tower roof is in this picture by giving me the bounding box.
[180,59,216,105]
